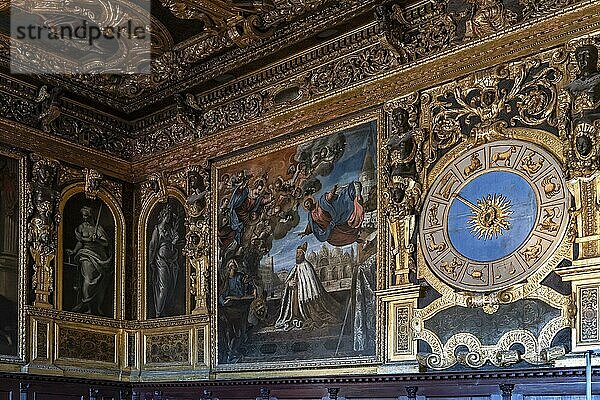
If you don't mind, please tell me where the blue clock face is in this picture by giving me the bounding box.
[447,171,537,262]
[420,140,569,292]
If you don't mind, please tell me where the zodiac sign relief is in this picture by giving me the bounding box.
[520,238,543,263]
[491,146,516,166]
[428,202,440,226]
[440,257,463,277]
[541,175,561,198]
[495,263,516,279]
[426,233,447,254]
[437,173,458,200]
[520,151,545,176]
[539,207,560,233]
[463,153,482,177]
[469,267,486,282]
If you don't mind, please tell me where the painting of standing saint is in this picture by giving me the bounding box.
[62,193,115,318]
[215,121,378,366]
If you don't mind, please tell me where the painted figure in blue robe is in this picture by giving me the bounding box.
[300,181,365,247]
[228,176,273,245]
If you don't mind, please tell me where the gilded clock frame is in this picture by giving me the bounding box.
[417,127,573,307]
[419,138,570,293]
[412,127,575,370]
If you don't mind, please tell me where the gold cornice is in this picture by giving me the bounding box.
[129,1,600,180]
[0,118,134,182]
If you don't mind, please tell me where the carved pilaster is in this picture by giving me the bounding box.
[383,94,424,287]
[28,155,60,309]
[555,42,600,351]
[378,286,420,363]
[184,165,211,314]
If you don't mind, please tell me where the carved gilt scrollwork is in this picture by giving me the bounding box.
[143,172,168,205]
[184,165,211,314]
[376,1,458,64]
[27,154,61,308]
[83,169,103,200]
[425,59,561,151]
[463,0,517,40]
[157,0,274,48]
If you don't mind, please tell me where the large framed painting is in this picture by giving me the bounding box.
[213,115,381,369]
[58,189,124,319]
[0,148,25,361]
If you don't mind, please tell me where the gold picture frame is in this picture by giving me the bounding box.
[212,110,385,372]
[56,184,126,320]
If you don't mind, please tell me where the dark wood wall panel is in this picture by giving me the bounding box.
[0,369,598,400]
[32,394,83,400]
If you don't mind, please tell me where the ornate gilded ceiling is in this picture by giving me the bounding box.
[0,0,593,162]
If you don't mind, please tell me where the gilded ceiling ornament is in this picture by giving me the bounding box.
[0,1,8,12]
[375,0,457,63]
[10,0,152,75]
[464,0,517,40]
[157,0,275,48]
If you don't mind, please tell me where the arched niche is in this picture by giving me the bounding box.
[0,148,26,362]
[139,190,188,320]
[57,185,125,319]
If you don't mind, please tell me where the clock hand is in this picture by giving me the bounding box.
[452,193,482,213]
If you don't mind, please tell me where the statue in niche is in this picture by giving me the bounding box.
[566,44,600,123]
[65,205,113,316]
[148,201,185,318]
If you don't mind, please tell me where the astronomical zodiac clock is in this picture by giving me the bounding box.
[420,140,569,292]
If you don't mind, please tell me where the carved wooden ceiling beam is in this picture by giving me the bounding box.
[158,0,276,47]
